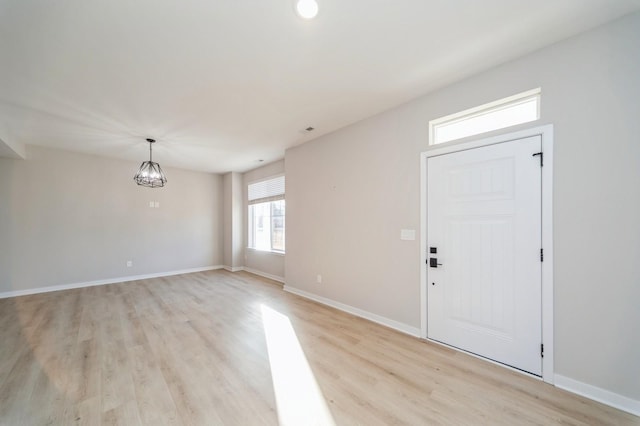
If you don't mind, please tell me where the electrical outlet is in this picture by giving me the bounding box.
[126,260,133,267]
[149,201,154,208]
[154,201,160,208]
[316,274,322,283]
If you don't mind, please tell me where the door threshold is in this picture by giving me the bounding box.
[423,337,543,381]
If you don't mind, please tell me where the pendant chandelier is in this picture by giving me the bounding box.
[133,138,167,188]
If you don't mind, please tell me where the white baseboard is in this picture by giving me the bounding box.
[0,265,224,299]
[222,265,285,283]
[554,374,640,416]
[283,285,421,337]
[242,267,285,283]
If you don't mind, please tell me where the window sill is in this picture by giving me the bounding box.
[246,247,285,257]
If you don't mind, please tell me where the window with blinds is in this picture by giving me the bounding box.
[248,175,285,253]
[248,175,285,204]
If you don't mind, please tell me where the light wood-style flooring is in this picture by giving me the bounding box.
[0,270,637,425]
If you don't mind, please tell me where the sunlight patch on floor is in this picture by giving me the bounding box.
[260,304,336,426]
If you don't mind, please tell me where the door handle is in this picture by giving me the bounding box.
[428,258,443,268]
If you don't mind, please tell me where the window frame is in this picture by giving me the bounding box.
[429,88,541,145]
[247,174,285,254]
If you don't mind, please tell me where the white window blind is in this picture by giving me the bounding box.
[248,175,285,205]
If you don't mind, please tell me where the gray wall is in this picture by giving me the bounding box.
[243,160,285,280]
[223,171,243,269]
[231,172,244,268]
[0,145,223,293]
[223,172,232,267]
[286,13,640,400]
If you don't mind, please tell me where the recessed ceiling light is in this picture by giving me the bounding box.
[295,0,318,20]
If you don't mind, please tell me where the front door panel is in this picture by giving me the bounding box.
[427,136,542,375]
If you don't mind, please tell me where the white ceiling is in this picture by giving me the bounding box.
[1,0,640,173]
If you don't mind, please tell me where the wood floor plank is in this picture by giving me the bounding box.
[0,270,638,425]
[128,341,182,426]
[102,400,142,426]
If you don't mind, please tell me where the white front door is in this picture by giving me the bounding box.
[427,135,542,375]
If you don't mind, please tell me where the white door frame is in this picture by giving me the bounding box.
[420,124,554,384]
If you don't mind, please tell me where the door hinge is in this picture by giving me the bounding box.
[540,248,544,262]
[532,152,544,167]
[541,343,544,358]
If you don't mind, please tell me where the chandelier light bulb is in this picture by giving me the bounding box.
[295,0,318,19]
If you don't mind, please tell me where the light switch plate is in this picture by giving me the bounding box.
[400,229,416,240]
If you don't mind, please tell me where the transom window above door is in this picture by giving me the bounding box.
[429,88,541,145]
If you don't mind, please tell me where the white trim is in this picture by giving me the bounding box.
[555,375,640,417]
[420,124,554,384]
[245,247,285,257]
[283,285,421,337]
[540,126,554,384]
[420,149,428,339]
[221,265,285,284]
[0,266,224,299]
[243,267,285,283]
